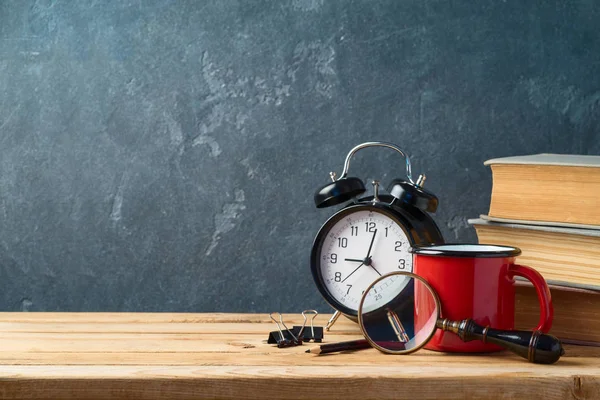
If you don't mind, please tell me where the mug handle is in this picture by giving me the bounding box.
[507,264,554,333]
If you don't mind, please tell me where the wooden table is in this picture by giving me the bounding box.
[0,313,598,399]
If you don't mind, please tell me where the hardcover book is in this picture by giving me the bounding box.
[485,154,600,227]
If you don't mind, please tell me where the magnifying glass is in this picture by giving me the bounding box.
[356,272,564,364]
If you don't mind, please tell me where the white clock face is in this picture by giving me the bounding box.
[318,209,413,312]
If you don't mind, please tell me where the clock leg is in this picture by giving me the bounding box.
[325,310,342,331]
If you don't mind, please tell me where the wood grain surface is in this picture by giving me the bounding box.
[0,313,597,399]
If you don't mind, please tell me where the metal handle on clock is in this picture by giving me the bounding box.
[336,142,415,184]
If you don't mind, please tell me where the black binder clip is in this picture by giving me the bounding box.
[267,312,302,348]
[292,310,323,343]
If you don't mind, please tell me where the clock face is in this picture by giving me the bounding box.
[312,206,413,314]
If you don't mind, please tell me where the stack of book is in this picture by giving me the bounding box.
[469,154,600,346]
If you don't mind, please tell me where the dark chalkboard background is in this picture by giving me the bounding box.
[0,0,599,312]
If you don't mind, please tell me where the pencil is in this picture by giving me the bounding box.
[305,339,371,355]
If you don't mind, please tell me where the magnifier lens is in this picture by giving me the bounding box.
[358,272,439,354]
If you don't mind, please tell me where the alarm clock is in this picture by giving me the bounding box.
[310,142,445,330]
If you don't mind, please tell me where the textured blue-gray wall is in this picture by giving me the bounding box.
[0,0,599,312]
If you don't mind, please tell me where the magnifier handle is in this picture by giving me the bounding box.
[438,319,564,364]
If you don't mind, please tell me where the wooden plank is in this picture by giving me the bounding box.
[0,335,364,353]
[0,344,595,366]
[0,322,361,334]
[0,313,356,325]
[0,331,595,356]
[0,365,597,400]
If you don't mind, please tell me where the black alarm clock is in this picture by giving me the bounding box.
[310,142,445,330]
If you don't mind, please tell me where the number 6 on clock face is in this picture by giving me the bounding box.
[310,204,414,317]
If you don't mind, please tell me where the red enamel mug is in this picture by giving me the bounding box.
[411,244,553,353]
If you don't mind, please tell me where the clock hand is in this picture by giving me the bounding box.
[361,256,382,276]
[369,261,382,276]
[365,229,377,259]
[344,258,364,262]
[341,262,364,283]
